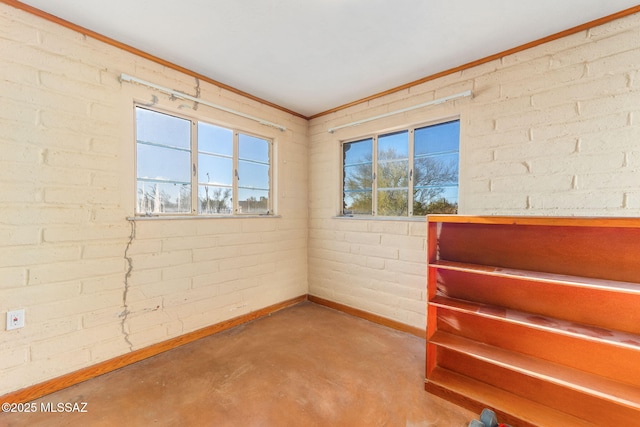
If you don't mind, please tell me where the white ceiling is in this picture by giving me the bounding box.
[18,0,640,117]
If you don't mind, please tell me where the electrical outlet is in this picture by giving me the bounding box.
[6,309,25,330]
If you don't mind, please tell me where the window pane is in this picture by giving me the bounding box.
[137,144,191,183]
[198,185,232,215]
[198,153,233,186]
[413,186,458,215]
[344,164,373,189]
[238,188,269,214]
[378,131,408,160]
[343,139,373,215]
[413,119,460,215]
[137,181,191,214]
[237,133,270,214]
[378,159,409,189]
[344,138,373,166]
[414,154,459,188]
[198,122,233,156]
[136,107,191,149]
[377,131,408,215]
[136,107,192,215]
[414,120,459,156]
[239,133,269,163]
[377,190,408,216]
[344,191,372,215]
[238,160,269,190]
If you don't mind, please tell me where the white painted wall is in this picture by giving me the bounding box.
[308,12,640,330]
[0,4,308,395]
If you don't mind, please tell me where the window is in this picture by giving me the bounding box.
[136,106,272,216]
[342,119,459,217]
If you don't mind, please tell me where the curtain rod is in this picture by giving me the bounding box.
[120,73,287,132]
[328,90,472,134]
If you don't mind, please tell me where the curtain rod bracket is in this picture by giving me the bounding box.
[120,73,287,132]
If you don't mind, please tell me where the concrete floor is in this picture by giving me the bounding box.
[0,302,476,426]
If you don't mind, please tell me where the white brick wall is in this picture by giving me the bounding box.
[2,2,640,397]
[308,12,640,330]
[0,4,307,395]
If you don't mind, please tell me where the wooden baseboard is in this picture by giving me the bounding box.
[0,294,307,404]
[308,295,425,338]
[1,294,424,403]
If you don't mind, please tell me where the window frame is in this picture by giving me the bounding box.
[340,117,460,218]
[134,104,274,217]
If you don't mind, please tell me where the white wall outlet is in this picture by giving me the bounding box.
[6,309,25,330]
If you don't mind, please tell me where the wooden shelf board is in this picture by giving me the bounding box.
[430,331,640,409]
[429,295,640,351]
[430,260,640,294]
[426,215,640,228]
[426,367,597,427]
[431,302,640,386]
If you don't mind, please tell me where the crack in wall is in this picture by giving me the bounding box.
[193,77,200,110]
[141,94,158,107]
[120,219,136,352]
[170,77,201,109]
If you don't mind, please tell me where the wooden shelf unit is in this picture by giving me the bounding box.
[425,215,640,427]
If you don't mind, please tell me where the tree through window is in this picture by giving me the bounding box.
[342,119,459,217]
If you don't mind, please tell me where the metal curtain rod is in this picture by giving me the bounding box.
[120,73,287,132]
[327,90,472,133]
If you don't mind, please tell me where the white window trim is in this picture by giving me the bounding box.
[340,117,460,218]
[134,104,275,217]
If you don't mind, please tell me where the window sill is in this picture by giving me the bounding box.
[128,214,281,221]
[333,215,426,222]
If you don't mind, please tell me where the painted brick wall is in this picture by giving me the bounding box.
[308,12,640,329]
[3,1,640,397]
[0,4,308,395]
